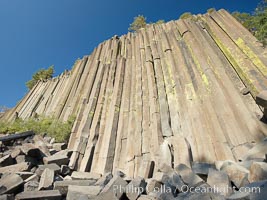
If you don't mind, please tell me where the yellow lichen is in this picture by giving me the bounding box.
[235,38,267,76]
[208,30,258,97]
[115,106,120,113]
[186,45,210,89]
[185,83,197,101]
[202,74,209,86]
[89,111,95,117]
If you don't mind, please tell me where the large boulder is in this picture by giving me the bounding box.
[174,164,204,187]
[95,172,113,188]
[43,154,69,166]
[126,176,146,200]
[15,190,61,200]
[0,162,31,174]
[66,185,102,200]
[71,171,101,181]
[145,179,162,194]
[38,168,54,190]
[248,162,267,182]
[220,161,249,188]
[54,180,96,195]
[0,174,23,195]
[0,155,14,167]
[242,138,267,161]
[207,168,232,196]
[24,181,39,192]
[96,176,128,200]
[35,163,60,176]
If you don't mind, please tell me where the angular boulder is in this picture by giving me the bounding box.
[0,174,23,195]
[52,143,67,151]
[0,162,31,174]
[0,194,14,200]
[207,168,232,196]
[145,179,162,194]
[33,135,51,157]
[248,162,267,182]
[35,163,60,176]
[20,143,40,158]
[126,176,146,200]
[174,164,204,187]
[54,180,96,195]
[66,185,101,200]
[192,162,216,176]
[0,155,14,167]
[95,172,113,188]
[43,154,69,166]
[220,161,249,188]
[38,168,54,190]
[96,176,128,200]
[24,181,39,192]
[71,171,101,181]
[15,190,61,200]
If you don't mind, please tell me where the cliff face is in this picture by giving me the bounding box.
[2,9,267,178]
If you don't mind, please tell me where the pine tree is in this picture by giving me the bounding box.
[129,15,147,32]
[26,65,54,90]
[232,0,267,46]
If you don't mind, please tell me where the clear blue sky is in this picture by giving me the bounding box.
[0,0,260,108]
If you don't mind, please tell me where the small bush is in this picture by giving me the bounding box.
[207,8,216,14]
[129,15,147,32]
[180,12,193,19]
[26,65,54,90]
[155,20,165,24]
[0,115,75,143]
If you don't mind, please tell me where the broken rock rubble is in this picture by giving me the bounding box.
[0,133,266,199]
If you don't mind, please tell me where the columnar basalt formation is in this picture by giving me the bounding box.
[2,9,267,178]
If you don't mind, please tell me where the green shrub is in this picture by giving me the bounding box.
[0,115,75,143]
[155,20,165,24]
[129,15,147,31]
[180,12,193,19]
[207,8,216,14]
[26,65,54,90]
[232,0,267,46]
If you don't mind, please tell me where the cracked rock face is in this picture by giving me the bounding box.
[0,100,267,197]
[3,9,267,179]
[1,10,267,199]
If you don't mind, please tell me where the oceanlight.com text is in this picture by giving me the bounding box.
[113,184,261,195]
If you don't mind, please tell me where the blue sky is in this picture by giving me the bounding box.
[0,0,260,108]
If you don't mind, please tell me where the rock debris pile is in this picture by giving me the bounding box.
[2,9,267,179]
[0,131,266,199]
[1,8,267,200]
